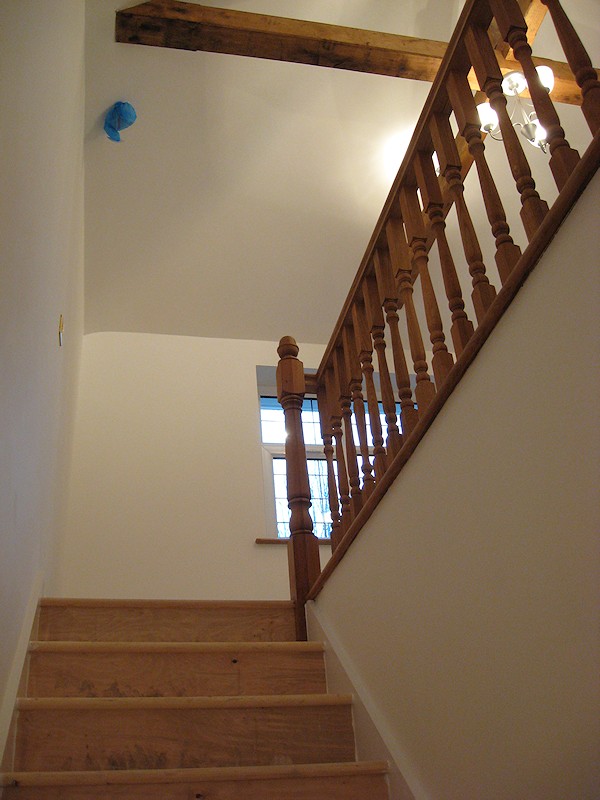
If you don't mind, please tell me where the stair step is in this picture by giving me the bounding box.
[27,641,326,697]
[14,695,355,772]
[38,599,296,642]
[0,762,390,799]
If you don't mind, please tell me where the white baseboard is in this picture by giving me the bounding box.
[306,600,427,800]
[0,571,44,764]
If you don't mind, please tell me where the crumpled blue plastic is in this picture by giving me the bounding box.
[104,101,137,142]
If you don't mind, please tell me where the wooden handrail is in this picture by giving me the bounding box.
[276,0,599,632]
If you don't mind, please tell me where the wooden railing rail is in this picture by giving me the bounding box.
[277,0,599,639]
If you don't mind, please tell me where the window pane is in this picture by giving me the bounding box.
[272,457,331,539]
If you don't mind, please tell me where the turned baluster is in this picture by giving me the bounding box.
[446,71,522,285]
[466,23,549,241]
[316,382,343,550]
[362,273,403,458]
[342,323,376,498]
[385,216,436,414]
[373,247,419,436]
[276,337,321,640]
[333,345,363,517]
[540,0,600,134]
[324,365,352,530]
[430,112,497,324]
[490,0,580,190]
[412,150,475,354]
[399,183,455,386]
[351,298,387,481]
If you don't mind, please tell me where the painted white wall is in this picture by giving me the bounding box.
[310,172,600,800]
[0,0,85,751]
[52,333,324,600]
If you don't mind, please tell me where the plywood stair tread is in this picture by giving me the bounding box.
[40,599,295,609]
[17,693,350,710]
[0,761,390,787]
[6,599,391,798]
[29,640,323,653]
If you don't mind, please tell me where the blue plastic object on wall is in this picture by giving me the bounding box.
[104,101,137,142]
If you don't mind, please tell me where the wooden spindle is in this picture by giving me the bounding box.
[413,149,476,354]
[333,345,363,517]
[446,71,522,285]
[430,112,497,324]
[385,216,436,414]
[373,247,419,436]
[351,298,387,481]
[324,365,352,529]
[466,23,550,241]
[540,0,600,134]
[276,336,321,641]
[342,323,376,498]
[316,383,343,550]
[362,273,403,458]
[489,0,580,190]
[399,183,455,386]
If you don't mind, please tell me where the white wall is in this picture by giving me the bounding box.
[311,172,600,799]
[0,0,85,750]
[52,333,324,600]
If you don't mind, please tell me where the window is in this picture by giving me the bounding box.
[259,396,403,540]
[260,397,332,539]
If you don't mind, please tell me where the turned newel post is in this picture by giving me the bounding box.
[276,336,321,640]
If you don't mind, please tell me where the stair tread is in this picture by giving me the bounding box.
[0,761,389,787]
[29,640,323,653]
[40,599,294,609]
[18,693,351,710]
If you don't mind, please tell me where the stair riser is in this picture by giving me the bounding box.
[38,606,296,643]
[28,650,326,697]
[0,773,389,799]
[15,706,355,771]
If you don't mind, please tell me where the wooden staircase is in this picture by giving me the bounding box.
[0,598,390,799]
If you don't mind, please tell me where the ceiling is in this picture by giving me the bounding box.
[84,0,598,345]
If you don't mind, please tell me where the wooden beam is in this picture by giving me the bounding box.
[116,0,446,83]
[116,0,597,106]
[115,0,584,105]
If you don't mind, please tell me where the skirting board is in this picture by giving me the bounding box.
[0,571,44,767]
[306,600,421,800]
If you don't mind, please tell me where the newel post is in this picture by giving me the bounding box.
[276,336,321,641]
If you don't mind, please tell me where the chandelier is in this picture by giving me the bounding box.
[476,66,555,152]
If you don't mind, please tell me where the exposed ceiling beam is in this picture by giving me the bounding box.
[116,0,597,106]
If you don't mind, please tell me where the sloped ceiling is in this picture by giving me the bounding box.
[84,0,597,344]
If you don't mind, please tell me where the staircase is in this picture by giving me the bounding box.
[0,598,390,798]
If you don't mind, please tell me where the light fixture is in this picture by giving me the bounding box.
[476,66,554,153]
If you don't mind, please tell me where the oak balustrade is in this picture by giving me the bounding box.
[351,299,388,480]
[333,346,363,518]
[342,324,376,499]
[445,71,522,284]
[399,184,455,386]
[372,248,419,435]
[362,274,403,458]
[466,23,550,240]
[386,217,436,413]
[324,366,352,533]
[275,0,599,637]
[316,383,343,550]
[540,0,600,134]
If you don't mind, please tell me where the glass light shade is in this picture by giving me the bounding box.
[501,70,528,96]
[476,102,499,133]
[535,65,555,93]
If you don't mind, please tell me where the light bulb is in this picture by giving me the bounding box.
[501,70,528,96]
[535,65,555,93]
[476,102,499,133]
